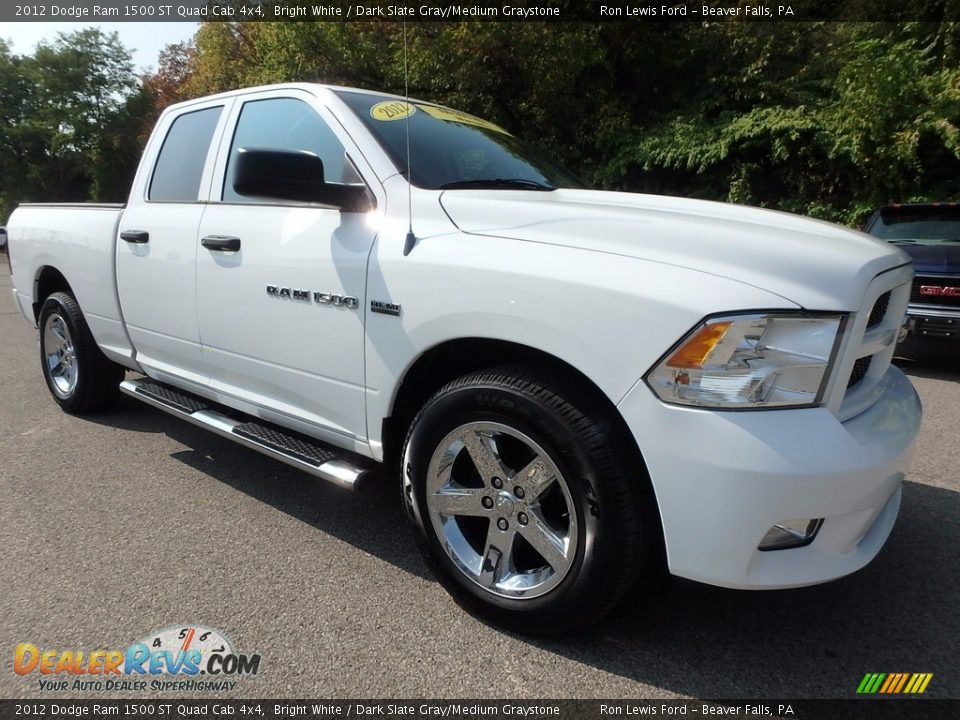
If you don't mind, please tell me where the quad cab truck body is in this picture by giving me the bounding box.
[7,84,922,633]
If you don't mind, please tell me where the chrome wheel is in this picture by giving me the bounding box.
[425,421,578,599]
[43,313,78,399]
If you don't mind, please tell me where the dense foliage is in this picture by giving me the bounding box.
[3,21,960,226]
[0,30,152,221]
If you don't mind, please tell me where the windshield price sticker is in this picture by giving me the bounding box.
[416,105,511,135]
[370,101,417,122]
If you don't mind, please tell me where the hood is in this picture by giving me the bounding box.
[439,189,911,311]
[895,242,960,275]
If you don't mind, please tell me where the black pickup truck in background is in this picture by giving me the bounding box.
[865,204,960,355]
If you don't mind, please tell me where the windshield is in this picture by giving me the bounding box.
[869,211,960,245]
[336,90,583,190]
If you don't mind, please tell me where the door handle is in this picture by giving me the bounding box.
[120,230,149,244]
[201,235,241,252]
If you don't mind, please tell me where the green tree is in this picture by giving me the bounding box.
[141,41,198,138]
[0,40,29,221]
[0,28,144,220]
[10,21,960,228]
[602,21,960,224]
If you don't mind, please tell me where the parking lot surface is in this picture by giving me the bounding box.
[1,272,957,699]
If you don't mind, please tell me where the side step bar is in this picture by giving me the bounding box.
[120,379,374,491]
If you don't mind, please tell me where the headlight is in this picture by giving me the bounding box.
[645,313,846,409]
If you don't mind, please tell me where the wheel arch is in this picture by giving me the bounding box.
[386,339,589,457]
[388,338,621,446]
[33,266,73,323]
[383,337,664,556]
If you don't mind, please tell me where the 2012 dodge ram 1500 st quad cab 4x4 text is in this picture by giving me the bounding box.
[7,84,922,634]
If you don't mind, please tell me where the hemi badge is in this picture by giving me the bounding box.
[371,300,401,317]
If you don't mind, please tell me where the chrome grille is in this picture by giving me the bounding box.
[910,275,960,308]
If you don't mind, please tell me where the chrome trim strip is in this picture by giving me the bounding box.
[906,304,960,318]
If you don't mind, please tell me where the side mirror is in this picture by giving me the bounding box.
[233,148,371,211]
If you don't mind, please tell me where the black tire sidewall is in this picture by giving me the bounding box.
[403,377,632,632]
[38,293,96,412]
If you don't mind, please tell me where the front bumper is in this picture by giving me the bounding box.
[618,365,921,589]
[901,305,960,342]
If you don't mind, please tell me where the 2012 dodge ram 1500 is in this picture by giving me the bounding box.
[7,84,922,633]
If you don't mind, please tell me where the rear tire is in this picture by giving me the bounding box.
[402,366,652,634]
[38,292,124,414]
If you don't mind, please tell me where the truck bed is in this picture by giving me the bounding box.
[8,203,136,366]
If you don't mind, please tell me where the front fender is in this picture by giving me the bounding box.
[363,230,798,455]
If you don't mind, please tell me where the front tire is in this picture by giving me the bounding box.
[402,367,651,634]
[38,292,124,414]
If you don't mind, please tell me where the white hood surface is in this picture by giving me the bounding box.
[439,189,911,311]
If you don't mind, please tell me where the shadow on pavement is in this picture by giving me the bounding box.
[526,479,959,698]
[85,394,431,581]
[84,394,958,698]
[894,352,960,383]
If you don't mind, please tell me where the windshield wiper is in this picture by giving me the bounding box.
[439,178,555,191]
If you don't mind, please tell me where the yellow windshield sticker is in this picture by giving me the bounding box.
[415,104,511,135]
[370,100,416,121]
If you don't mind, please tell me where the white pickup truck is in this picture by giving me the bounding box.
[8,84,922,633]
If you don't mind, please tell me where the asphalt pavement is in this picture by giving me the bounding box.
[1,270,957,700]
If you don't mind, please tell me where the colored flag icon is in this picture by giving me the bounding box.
[857,673,933,694]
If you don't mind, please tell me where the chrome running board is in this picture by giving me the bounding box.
[120,378,374,491]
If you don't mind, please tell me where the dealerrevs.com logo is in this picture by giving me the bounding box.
[14,625,262,692]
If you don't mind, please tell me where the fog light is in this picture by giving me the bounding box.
[758,518,823,551]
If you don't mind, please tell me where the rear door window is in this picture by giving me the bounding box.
[149,106,223,202]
